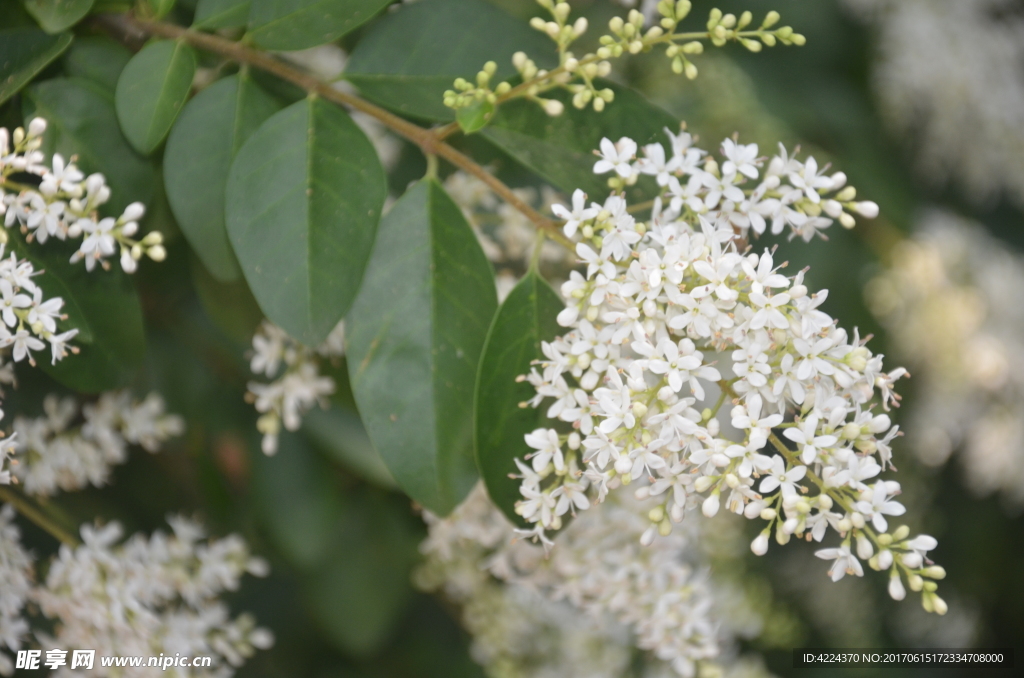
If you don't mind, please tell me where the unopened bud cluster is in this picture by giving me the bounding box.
[445,1,803,123]
[246,320,343,455]
[0,118,164,273]
[513,130,946,616]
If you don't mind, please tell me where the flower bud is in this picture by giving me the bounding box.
[702,491,720,517]
[908,574,924,592]
[543,99,565,116]
[900,551,923,569]
[648,505,665,523]
[893,525,911,541]
[922,566,946,580]
[856,533,874,559]
[573,17,588,36]
[854,201,879,218]
[850,512,865,529]
[694,476,715,493]
[877,548,893,569]
[614,455,633,475]
[121,249,137,273]
[760,507,776,521]
[147,245,167,262]
[751,532,769,555]
[28,117,47,137]
[839,212,856,229]
[888,571,906,600]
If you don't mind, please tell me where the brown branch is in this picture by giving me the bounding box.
[94,13,572,249]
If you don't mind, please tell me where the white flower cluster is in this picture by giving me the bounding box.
[418,485,771,678]
[0,119,164,273]
[514,131,947,615]
[843,0,1024,207]
[867,210,1024,507]
[0,505,32,677]
[10,391,184,497]
[0,243,77,368]
[28,516,272,677]
[581,130,878,242]
[246,320,343,455]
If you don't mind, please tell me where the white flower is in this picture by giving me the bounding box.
[552,188,599,237]
[815,543,864,581]
[593,137,637,178]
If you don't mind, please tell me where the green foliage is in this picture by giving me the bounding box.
[23,77,155,213]
[61,36,130,92]
[344,0,554,121]
[114,39,196,155]
[303,406,396,490]
[164,73,280,281]
[246,0,392,51]
[474,270,563,526]
[252,430,347,569]
[22,0,94,34]
[225,96,386,345]
[192,0,250,29]
[483,80,678,200]
[302,489,419,656]
[0,28,72,106]
[346,180,497,516]
[10,237,146,393]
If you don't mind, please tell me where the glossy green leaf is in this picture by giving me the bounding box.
[115,40,196,155]
[482,81,679,201]
[303,490,418,656]
[247,0,391,51]
[225,96,385,346]
[0,28,72,106]
[251,430,345,569]
[9,238,145,393]
[345,0,555,122]
[62,36,130,93]
[346,180,497,515]
[22,0,94,33]
[165,74,280,281]
[474,270,563,526]
[24,77,156,214]
[456,99,493,135]
[190,255,264,345]
[193,0,250,29]
[303,406,395,489]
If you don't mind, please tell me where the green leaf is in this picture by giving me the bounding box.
[115,40,196,155]
[193,0,250,29]
[474,270,563,526]
[455,98,493,135]
[251,430,345,569]
[247,0,391,51]
[345,0,555,122]
[165,74,280,282]
[24,77,156,214]
[346,180,497,515]
[190,255,264,345]
[482,81,679,201]
[0,28,72,106]
[303,490,418,656]
[9,238,146,393]
[302,405,395,489]
[225,96,385,346]
[22,0,94,34]
[62,36,130,93]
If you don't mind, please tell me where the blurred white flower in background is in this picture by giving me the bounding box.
[867,209,1024,507]
[844,0,1024,207]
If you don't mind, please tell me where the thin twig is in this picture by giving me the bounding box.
[0,485,80,547]
[93,14,572,249]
